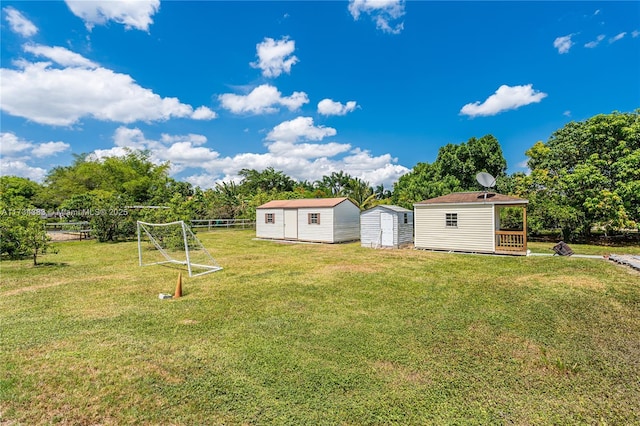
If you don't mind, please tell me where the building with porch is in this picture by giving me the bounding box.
[413,192,528,255]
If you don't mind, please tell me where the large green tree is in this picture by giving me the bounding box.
[39,150,190,208]
[238,167,296,194]
[392,134,507,208]
[0,176,42,203]
[0,197,54,265]
[521,110,640,240]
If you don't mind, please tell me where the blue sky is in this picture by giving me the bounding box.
[1,1,638,190]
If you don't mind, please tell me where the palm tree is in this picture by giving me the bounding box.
[346,177,377,210]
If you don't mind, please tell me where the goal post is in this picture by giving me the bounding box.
[137,220,223,277]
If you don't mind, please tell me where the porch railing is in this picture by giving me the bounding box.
[495,230,527,252]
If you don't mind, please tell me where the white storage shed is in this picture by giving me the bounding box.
[414,192,528,255]
[256,197,360,243]
[360,205,413,248]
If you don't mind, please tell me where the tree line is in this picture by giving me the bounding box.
[1,110,638,263]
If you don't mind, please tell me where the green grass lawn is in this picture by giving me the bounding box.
[1,230,639,425]
[528,240,640,256]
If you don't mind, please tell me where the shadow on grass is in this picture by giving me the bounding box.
[34,262,70,268]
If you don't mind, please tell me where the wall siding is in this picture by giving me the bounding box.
[360,208,382,247]
[255,208,285,239]
[297,207,334,242]
[398,212,414,246]
[414,204,494,252]
[333,202,361,242]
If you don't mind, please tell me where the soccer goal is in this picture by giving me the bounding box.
[137,220,223,277]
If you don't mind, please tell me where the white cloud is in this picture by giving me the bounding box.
[164,142,220,164]
[268,141,351,158]
[266,117,336,143]
[65,0,160,31]
[584,34,605,48]
[0,132,70,182]
[563,110,572,117]
[348,0,405,34]
[160,133,208,146]
[90,127,408,189]
[553,34,575,54]
[317,99,358,116]
[31,141,71,158]
[23,43,98,68]
[0,160,47,182]
[0,45,216,126]
[191,106,217,120]
[218,84,309,114]
[460,84,548,117]
[251,37,299,78]
[113,126,151,149]
[90,147,130,161]
[0,132,32,156]
[609,32,626,43]
[632,30,640,38]
[0,132,70,158]
[3,6,38,37]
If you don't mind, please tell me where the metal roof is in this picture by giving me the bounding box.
[362,204,412,213]
[414,191,528,206]
[257,197,352,209]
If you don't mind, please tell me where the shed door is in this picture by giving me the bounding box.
[380,212,394,246]
[284,209,298,239]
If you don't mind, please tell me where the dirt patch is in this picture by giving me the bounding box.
[3,280,68,297]
[48,232,88,242]
[372,360,432,386]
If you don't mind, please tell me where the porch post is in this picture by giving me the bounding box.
[523,205,528,251]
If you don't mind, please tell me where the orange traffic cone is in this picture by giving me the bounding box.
[175,272,183,298]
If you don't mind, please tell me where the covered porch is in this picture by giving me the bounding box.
[495,204,528,255]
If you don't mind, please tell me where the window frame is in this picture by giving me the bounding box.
[445,212,458,228]
[308,212,320,225]
[265,213,275,224]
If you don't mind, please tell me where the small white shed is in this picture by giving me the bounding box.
[360,205,413,248]
[256,197,360,243]
[414,192,528,255]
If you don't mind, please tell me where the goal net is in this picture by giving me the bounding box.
[137,220,223,277]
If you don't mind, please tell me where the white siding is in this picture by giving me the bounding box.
[360,208,381,247]
[414,204,495,253]
[297,207,334,242]
[333,201,360,242]
[255,208,285,239]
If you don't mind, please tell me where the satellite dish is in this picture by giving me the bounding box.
[476,172,496,189]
